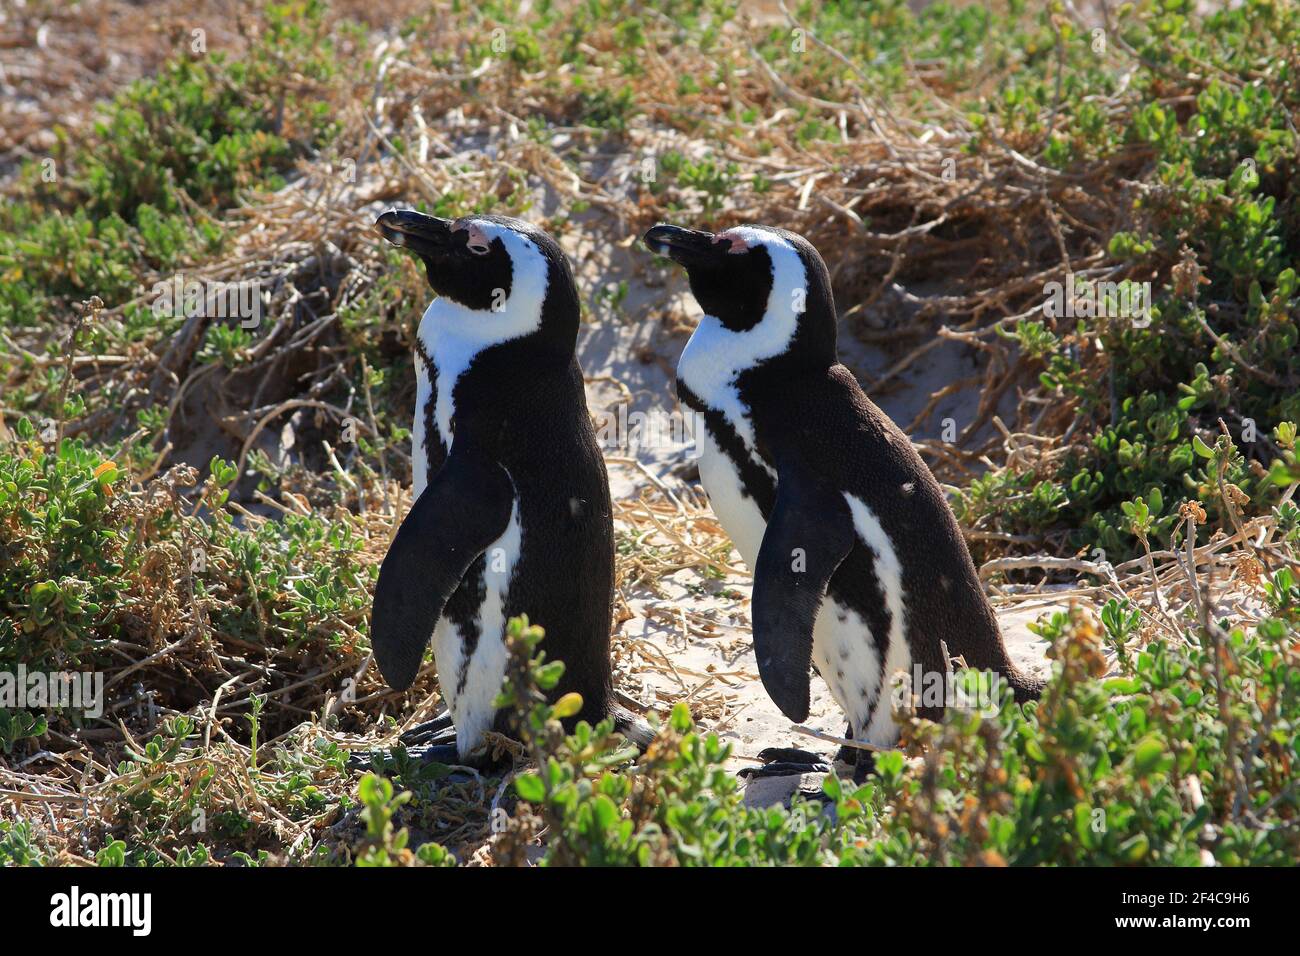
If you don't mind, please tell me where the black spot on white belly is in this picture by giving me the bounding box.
[446,554,488,694]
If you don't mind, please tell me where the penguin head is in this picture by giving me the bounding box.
[376,210,575,324]
[642,222,836,365]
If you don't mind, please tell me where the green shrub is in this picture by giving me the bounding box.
[496,589,1298,866]
[0,820,47,866]
[0,429,125,674]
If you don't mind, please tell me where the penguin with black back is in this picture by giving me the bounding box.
[370,208,649,765]
[641,222,1043,779]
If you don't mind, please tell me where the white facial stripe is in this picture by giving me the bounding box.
[417,222,550,442]
[676,227,807,459]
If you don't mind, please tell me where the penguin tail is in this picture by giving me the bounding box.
[612,705,655,752]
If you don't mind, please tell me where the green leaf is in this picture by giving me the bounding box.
[551,692,583,719]
[1120,833,1150,862]
[822,774,842,801]
[535,661,565,690]
[95,840,127,866]
[514,772,546,803]
[669,702,692,733]
[1133,735,1165,776]
[592,795,620,830]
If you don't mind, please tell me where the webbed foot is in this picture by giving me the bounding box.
[347,711,462,771]
[737,746,831,779]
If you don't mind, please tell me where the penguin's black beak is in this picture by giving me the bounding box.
[642,223,717,266]
[375,209,455,257]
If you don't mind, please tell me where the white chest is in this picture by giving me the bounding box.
[411,357,436,498]
[413,300,489,467]
[409,312,497,500]
[694,421,768,568]
[678,312,783,570]
[408,226,552,495]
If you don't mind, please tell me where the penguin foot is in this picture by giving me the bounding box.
[737,746,831,779]
[345,718,460,773]
[346,739,487,775]
[399,711,455,746]
[345,748,384,772]
[400,742,462,765]
[835,746,879,785]
[738,762,827,778]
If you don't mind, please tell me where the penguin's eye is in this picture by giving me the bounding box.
[458,222,493,255]
[714,232,752,255]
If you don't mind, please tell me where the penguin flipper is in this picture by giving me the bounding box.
[752,466,855,724]
[370,452,514,690]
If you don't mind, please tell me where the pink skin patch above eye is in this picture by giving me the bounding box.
[454,220,492,254]
[713,231,752,254]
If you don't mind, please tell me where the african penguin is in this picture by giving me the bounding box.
[642,222,1043,777]
[371,209,648,764]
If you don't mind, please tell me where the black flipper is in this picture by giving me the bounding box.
[371,451,514,690]
[751,465,855,723]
